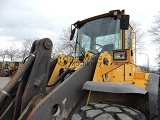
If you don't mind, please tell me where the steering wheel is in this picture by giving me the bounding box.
[88,44,103,54]
[92,44,103,51]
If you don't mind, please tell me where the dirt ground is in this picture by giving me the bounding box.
[0,77,10,89]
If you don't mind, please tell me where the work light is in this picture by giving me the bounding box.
[113,51,126,60]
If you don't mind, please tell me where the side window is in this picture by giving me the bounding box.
[125,27,132,49]
[76,32,91,56]
[82,34,91,52]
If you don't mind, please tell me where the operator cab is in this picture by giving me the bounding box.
[70,10,131,57]
[76,17,120,55]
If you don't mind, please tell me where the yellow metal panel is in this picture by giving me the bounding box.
[134,73,145,79]
[48,52,94,88]
[47,55,73,86]
[93,50,149,89]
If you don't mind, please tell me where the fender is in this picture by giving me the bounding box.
[83,81,147,94]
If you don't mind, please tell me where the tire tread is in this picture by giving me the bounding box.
[71,103,146,120]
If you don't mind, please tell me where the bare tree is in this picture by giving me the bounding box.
[130,20,145,52]
[19,46,29,61]
[148,11,160,48]
[52,43,63,56]
[148,11,160,64]
[0,49,7,62]
[23,39,35,49]
[58,27,76,55]
[6,44,19,62]
[19,39,36,61]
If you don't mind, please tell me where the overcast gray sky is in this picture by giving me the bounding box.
[0,0,160,68]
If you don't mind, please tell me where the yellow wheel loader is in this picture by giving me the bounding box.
[0,61,22,77]
[0,10,159,120]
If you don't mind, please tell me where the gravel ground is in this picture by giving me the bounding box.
[0,77,10,89]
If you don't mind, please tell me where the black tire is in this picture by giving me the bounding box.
[71,102,146,120]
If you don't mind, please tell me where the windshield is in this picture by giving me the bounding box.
[75,17,121,56]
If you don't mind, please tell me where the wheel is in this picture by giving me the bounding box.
[71,102,146,120]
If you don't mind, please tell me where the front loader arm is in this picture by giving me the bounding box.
[0,38,53,120]
[27,55,98,120]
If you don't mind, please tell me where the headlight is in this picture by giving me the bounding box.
[113,51,126,60]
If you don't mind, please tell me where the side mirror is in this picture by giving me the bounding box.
[70,28,76,41]
[120,15,130,30]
